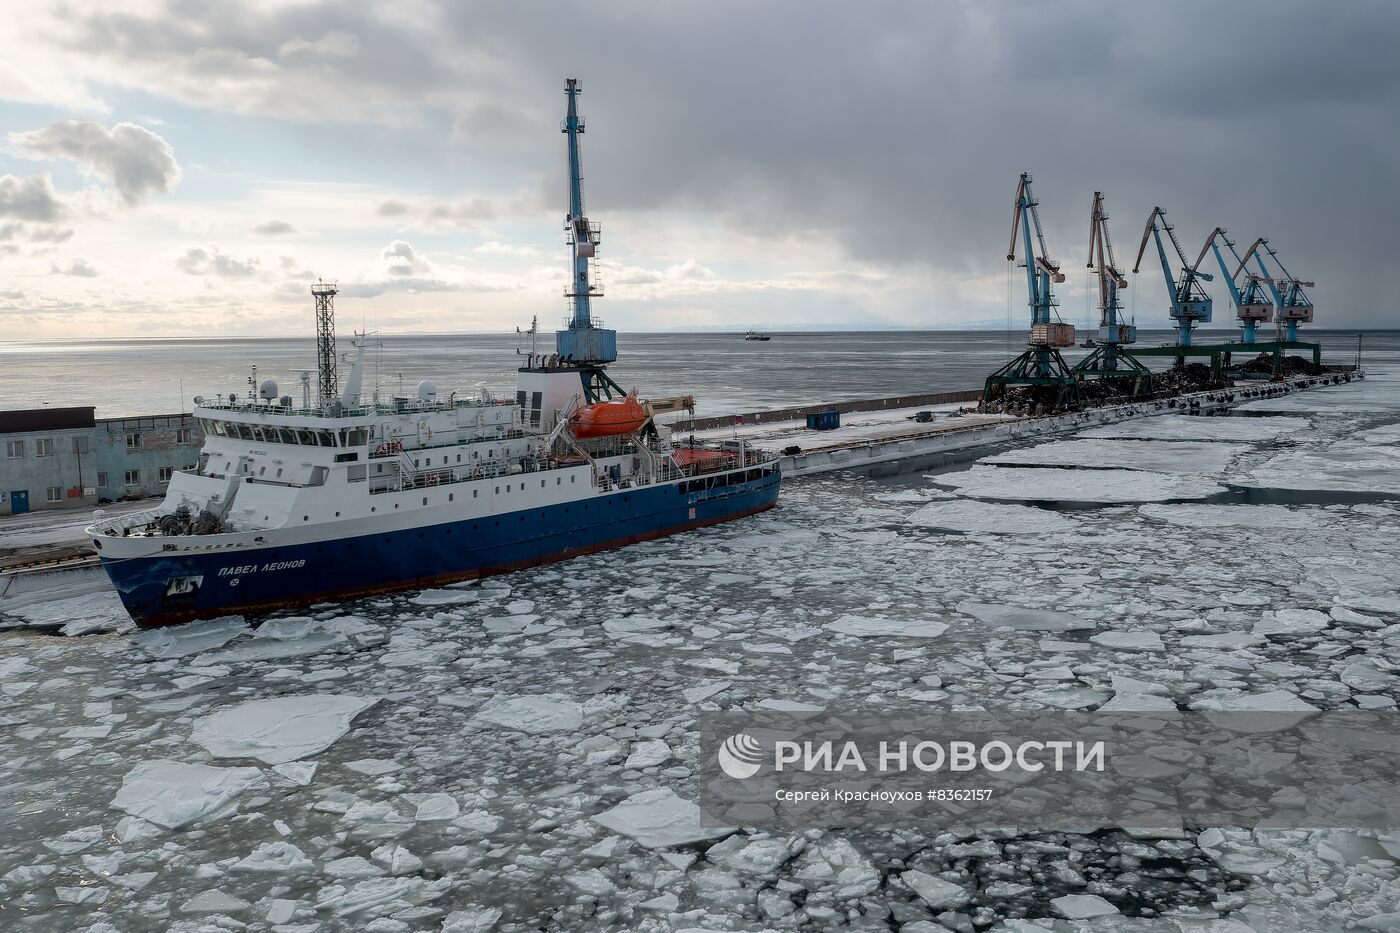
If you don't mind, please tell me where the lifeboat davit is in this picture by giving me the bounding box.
[569,395,647,439]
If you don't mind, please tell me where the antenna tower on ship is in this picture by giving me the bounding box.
[311,280,339,407]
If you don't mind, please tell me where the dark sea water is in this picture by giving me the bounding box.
[0,329,1390,419]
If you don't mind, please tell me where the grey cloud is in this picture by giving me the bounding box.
[0,173,66,222]
[50,257,100,277]
[23,0,1400,324]
[254,219,299,236]
[176,246,260,278]
[0,221,74,244]
[10,121,180,206]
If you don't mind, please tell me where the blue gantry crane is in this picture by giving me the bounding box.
[984,173,1080,409]
[1236,237,1315,342]
[1131,207,1213,349]
[1193,228,1274,344]
[1072,192,1150,392]
[555,77,622,402]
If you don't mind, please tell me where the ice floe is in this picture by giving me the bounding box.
[825,615,948,638]
[110,759,268,829]
[471,694,584,734]
[907,498,1078,534]
[591,788,735,849]
[190,694,378,764]
[1081,414,1310,442]
[956,601,1092,631]
[937,465,1225,503]
[985,438,1246,474]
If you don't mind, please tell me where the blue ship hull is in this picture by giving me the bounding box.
[102,469,779,628]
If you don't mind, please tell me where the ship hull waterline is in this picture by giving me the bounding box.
[101,472,779,628]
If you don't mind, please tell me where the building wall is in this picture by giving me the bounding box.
[0,412,204,515]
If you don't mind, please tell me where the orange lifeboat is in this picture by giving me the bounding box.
[569,394,647,439]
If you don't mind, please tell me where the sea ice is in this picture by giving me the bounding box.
[1089,631,1164,651]
[231,842,313,873]
[442,905,503,932]
[1051,893,1119,919]
[591,788,736,849]
[1239,444,1400,495]
[985,438,1245,474]
[956,601,1092,631]
[1081,414,1309,442]
[408,589,479,606]
[1098,692,1178,713]
[1253,609,1330,637]
[624,739,671,769]
[133,616,248,658]
[1139,503,1326,530]
[825,615,948,638]
[471,694,584,734]
[403,792,460,821]
[902,869,970,909]
[907,498,1078,534]
[937,465,1224,503]
[191,694,378,764]
[111,759,268,829]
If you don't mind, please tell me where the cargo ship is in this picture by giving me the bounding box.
[85,79,781,627]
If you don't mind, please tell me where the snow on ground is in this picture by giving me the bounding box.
[0,377,1397,931]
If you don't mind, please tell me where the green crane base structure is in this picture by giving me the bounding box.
[1070,345,1152,395]
[984,347,1080,410]
[1131,339,1322,380]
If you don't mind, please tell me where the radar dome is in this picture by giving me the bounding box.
[259,378,279,401]
[417,379,437,401]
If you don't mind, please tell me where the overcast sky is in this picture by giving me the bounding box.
[0,0,1394,337]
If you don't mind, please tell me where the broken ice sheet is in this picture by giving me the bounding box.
[1080,413,1310,442]
[111,759,268,828]
[936,465,1225,503]
[956,601,1093,632]
[190,694,378,764]
[825,615,948,638]
[907,498,1078,534]
[132,616,248,658]
[1139,502,1327,530]
[984,438,1246,474]
[591,788,735,849]
[471,694,584,734]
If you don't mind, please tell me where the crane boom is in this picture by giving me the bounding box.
[1194,228,1273,342]
[1238,238,1314,339]
[1131,206,1211,347]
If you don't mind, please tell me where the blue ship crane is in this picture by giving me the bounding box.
[1131,207,1212,348]
[984,173,1080,410]
[555,77,622,402]
[1193,228,1274,344]
[1236,238,1315,342]
[1072,192,1150,391]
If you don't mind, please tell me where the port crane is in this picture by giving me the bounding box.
[984,173,1079,409]
[1132,207,1213,349]
[1073,192,1150,391]
[555,77,623,403]
[1236,238,1314,342]
[1193,228,1273,344]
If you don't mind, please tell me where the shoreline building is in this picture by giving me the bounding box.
[1,407,204,515]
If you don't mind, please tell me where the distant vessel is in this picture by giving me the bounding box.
[86,79,781,628]
[745,331,772,342]
[1080,338,1098,348]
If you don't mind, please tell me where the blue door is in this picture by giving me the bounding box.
[9,490,29,515]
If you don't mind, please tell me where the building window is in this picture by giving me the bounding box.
[97,472,108,487]
[4,440,22,458]
[158,466,173,483]
[46,486,62,503]
[36,438,54,457]
[176,428,193,445]
[124,469,140,486]
[125,432,141,449]
[72,437,89,455]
